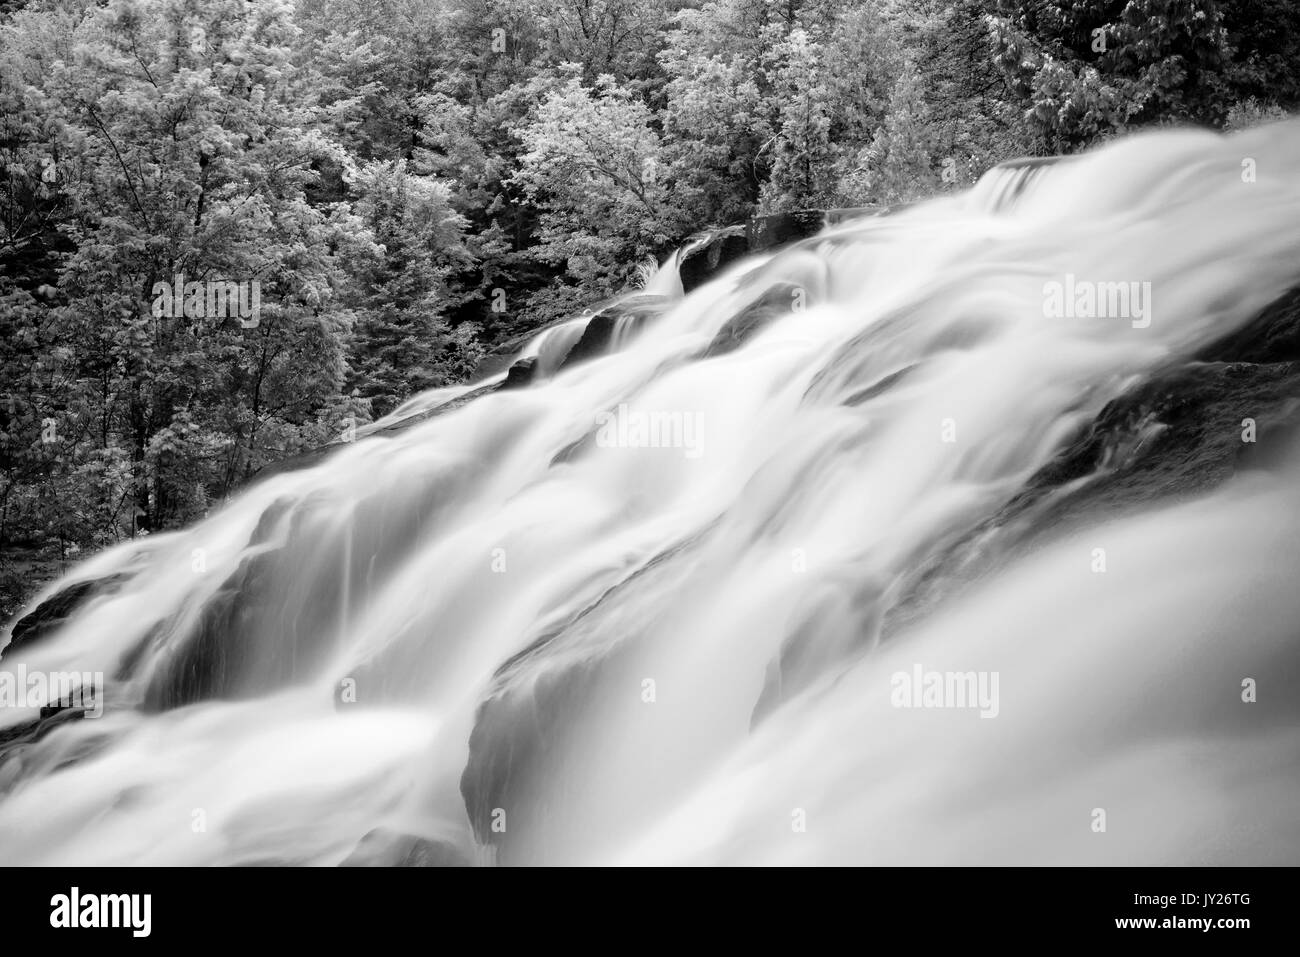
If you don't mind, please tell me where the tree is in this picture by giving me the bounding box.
[1,0,363,538]
[658,7,771,225]
[759,26,837,210]
[530,0,669,82]
[510,72,680,306]
[344,159,482,417]
[988,0,1233,151]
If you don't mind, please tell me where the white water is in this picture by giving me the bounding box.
[3,122,1300,865]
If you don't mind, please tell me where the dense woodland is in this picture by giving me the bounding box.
[1,0,1298,617]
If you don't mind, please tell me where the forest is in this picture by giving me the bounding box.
[2,0,1298,620]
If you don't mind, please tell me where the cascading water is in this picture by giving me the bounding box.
[524,318,590,378]
[3,121,1300,866]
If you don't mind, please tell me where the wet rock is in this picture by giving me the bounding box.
[560,313,617,368]
[749,282,1300,715]
[141,476,475,711]
[824,206,883,226]
[501,356,537,390]
[881,285,1300,640]
[340,828,471,867]
[460,660,606,865]
[679,211,886,294]
[752,580,885,727]
[140,496,325,711]
[141,553,280,711]
[559,295,667,370]
[459,533,703,864]
[747,210,828,252]
[0,707,95,790]
[678,225,749,293]
[704,281,804,358]
[1196,286,1300,364]
[843,365,919,407]
[3,574,129,661]
[471,319,576,382]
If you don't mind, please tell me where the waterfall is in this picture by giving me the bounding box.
[3,121,1300,866]
[967,156,1063,213]
[523,318,591,379]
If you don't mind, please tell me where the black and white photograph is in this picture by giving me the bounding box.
[0,0,1295,919]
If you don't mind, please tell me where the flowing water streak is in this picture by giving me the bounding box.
[2,123,1300,865]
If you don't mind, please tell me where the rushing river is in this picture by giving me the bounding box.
[3,121,1300,865]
